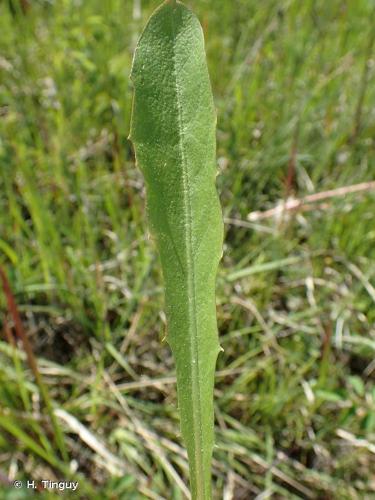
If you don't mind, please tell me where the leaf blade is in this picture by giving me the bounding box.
[130,2,223,498]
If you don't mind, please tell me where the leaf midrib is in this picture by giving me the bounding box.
[170,7,206,498]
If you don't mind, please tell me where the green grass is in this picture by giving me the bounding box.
[0,0,374,498]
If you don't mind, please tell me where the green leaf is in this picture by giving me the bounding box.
[129,1,223,498]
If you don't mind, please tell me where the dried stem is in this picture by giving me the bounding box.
[248,181,375,221]
[0,266,68,461]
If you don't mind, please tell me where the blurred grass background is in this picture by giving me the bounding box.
[0,0,374,498]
